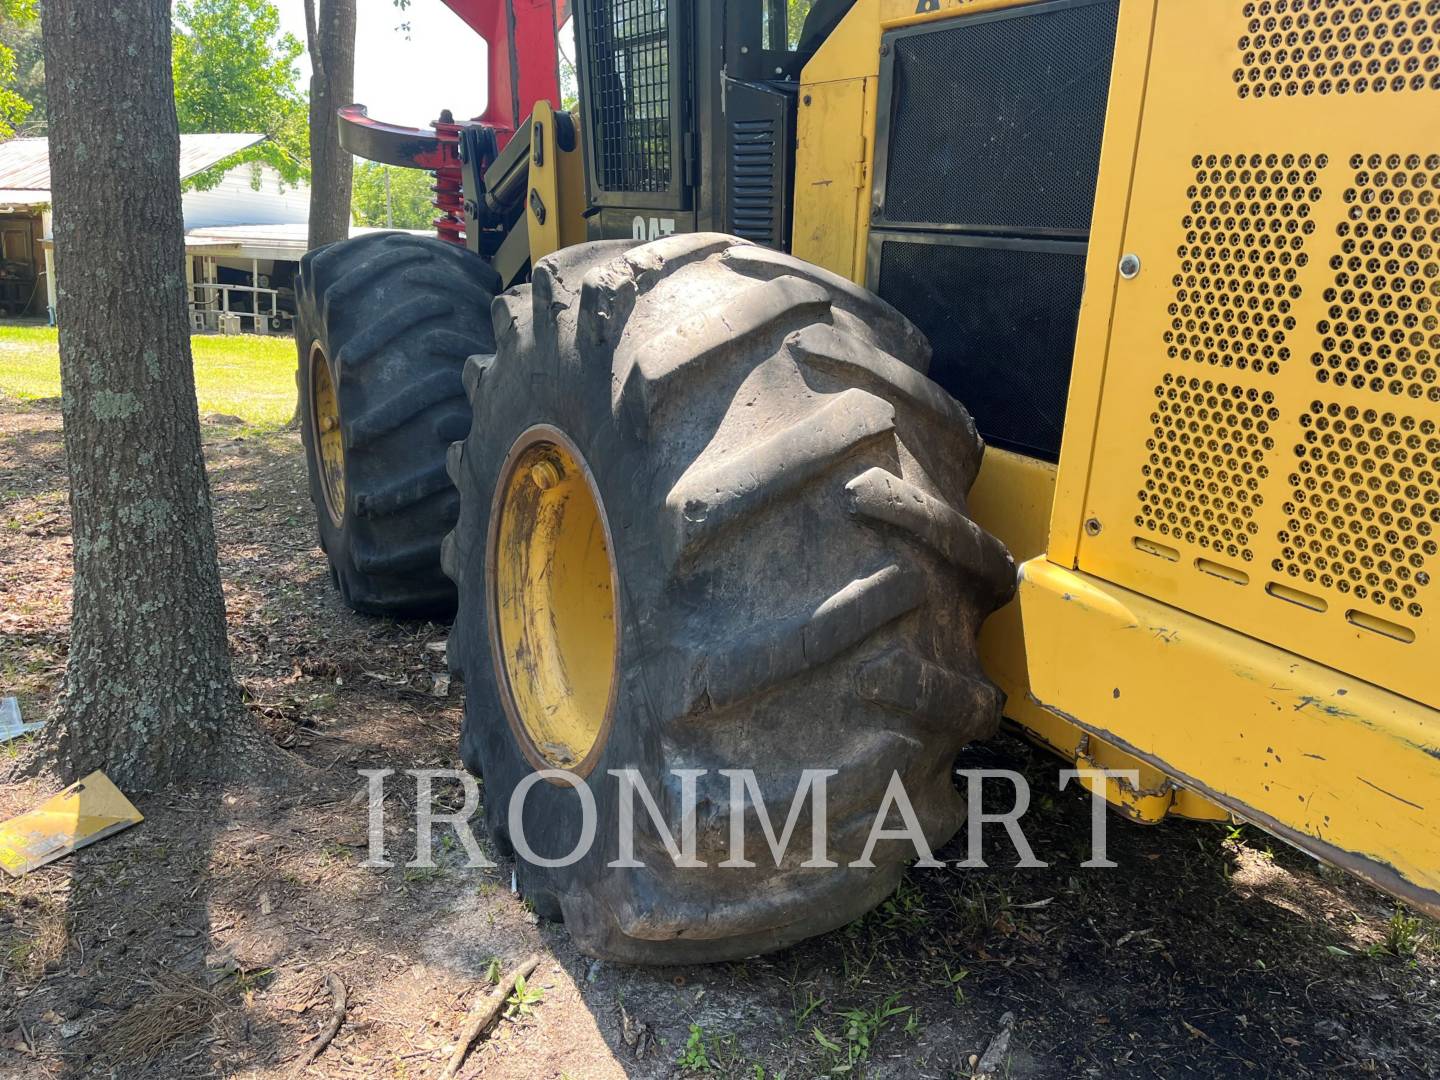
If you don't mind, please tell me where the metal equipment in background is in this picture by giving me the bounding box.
[294,0,1440,962]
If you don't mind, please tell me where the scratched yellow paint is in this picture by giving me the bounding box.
[526,100,588,264]
[790,0,1440,910]
[1022,560,1440,916]
[492,433,618,777]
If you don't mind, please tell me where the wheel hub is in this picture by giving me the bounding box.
[309,343,346,528]
[489,427,619,776]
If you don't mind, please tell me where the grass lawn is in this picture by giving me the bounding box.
[0,324,297,427]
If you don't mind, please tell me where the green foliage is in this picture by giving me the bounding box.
[1375,907,1426,959]
[942,962,969,1006]
[812,994,912,1073]
[0,0,36,138]
[351,162,435,230]
[504,972,544,1018]
[675,1024,745,1074]
[787,0,812,48]
[677,1024,712,1072]
[172,0,308,189]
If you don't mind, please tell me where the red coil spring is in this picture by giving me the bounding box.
[431,115,465,246]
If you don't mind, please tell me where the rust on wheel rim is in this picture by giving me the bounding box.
[310,342,346,528]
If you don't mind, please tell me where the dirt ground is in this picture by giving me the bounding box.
[1,395,1438,1079]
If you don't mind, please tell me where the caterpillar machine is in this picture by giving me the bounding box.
[297,0,1440,962]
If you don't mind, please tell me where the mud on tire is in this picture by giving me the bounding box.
[445,234,1015,962]
[296,232,500,617]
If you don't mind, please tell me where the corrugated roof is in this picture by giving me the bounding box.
[178,133,266,181]
[0,133,265,195]
[0,138,49,190]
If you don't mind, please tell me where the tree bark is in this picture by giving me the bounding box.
[305,0,357,251]
[36,0,256,788]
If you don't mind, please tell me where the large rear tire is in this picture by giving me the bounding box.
[296,232,500,617]
[445,235,1015,962]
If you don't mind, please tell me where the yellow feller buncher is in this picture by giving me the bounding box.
[296,0,1440,961]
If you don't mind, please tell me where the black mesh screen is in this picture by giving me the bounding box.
[585,0,672,193]
[881,0,1118,232]
[875,238,1086,460]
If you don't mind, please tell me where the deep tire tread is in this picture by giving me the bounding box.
[701,564,925,711]
[297,231,497,618]
[664,387,896,568]
[449,233,1015,963]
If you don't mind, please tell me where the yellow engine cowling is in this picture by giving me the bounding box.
[794,0,1440,916]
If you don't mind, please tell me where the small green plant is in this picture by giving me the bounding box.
[677,1024,712,1072]
[793,991,826,1029]
[813,993,911,1071]
[505,972,544,1018]
[401,865,442,884]
[235,966,275,994]
[943,963,969,1006]
[878,879,930,933]
[839,934,880,990]
[320,840,352,863]
[484,957,502,985]
[0,731,35,760]
[1374,907,1425,958]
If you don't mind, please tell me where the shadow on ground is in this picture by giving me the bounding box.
[1,398,1436,1078]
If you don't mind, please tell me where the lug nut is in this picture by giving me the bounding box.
[530,459,562,490]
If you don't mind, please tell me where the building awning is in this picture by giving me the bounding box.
[183,224,430,262]
[0,189,50,212]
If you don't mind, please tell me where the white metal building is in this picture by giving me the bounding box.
[0,133,325,331]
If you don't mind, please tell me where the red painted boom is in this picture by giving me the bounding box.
[440,0,565,146]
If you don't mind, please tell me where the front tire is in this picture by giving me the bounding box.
[446,235,1015,962]
[296,232,499,617]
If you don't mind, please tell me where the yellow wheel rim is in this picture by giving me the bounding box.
[489,427,618,776]
[310,343,346,528]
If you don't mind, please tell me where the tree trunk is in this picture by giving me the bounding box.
[36,0,255,788]
[306,0,357,251]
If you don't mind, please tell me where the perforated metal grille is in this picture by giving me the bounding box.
[1234,0,1440,100]
[1165,153,1327,374]
[1277,401,1439,620]
[1313,153,1440,399]
[1080,0,1440,703]
[1137,375,1279,559]
[584,0,672,193]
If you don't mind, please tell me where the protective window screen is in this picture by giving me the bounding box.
[880,0,1119,232]
[585,0,672,193]
[875,237,1087,461]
